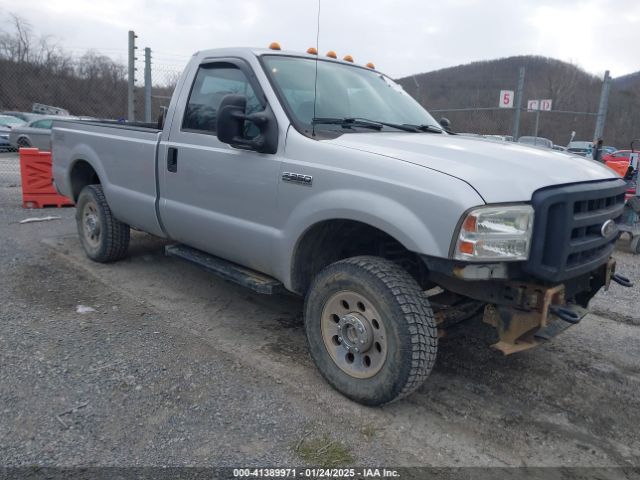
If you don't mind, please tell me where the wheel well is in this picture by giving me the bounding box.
[290,219,430,294]
[70,160,100,201]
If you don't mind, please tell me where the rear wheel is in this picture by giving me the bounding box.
[17,137,31,148]
[304,256,437,405]
[76,185,130,262]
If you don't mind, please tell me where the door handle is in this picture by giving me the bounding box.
[167,147,178,173]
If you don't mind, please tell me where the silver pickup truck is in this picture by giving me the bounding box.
[52,46,631,405]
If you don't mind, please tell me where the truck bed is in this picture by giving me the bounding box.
[76,119,162,132]
[52,119,165,237]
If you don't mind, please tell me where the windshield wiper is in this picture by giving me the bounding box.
[403,124,445,134]
[312,117,420,133]
[312,117,382,131]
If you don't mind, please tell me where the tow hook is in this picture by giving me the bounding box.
[549,305,582,324]
[612,273,633,288]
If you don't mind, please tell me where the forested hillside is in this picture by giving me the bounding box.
[0,14,174,120]
[397,56,640,148]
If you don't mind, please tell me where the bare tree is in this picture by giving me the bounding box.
[77,50,126,82]
[0,13,34,62]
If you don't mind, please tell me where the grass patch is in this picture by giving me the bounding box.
[295,435,354,466]
[361,425,376,440]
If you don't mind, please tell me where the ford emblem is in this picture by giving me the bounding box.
[600,219,617,238]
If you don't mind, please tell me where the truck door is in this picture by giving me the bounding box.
[158,59,281,276]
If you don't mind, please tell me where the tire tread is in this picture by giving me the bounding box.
[305,255,438,405]
[78,185,129,262]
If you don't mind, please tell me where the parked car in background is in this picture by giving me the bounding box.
[567,148,590,156]
[553,145,568,152]
[603,150,635,163]
[32,103,70,116]
[0,111,44,123]
[457,133,513,143]
[603,150,636,177]
[457,132,485,138]
[567,140,592,157]
[602,146,617,155]
[484,134,513,143]
[9,116,79,151]
[0,114,26,151]
[517,136,553,149]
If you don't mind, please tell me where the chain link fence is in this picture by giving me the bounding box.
[0,56,608,208]
[0,47,183,206]
[0,29,623,209]
[430,107,598,146]
[397,57,633,149]
[146,63,182,122]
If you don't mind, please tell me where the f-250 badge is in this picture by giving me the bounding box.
[282,172,313,186]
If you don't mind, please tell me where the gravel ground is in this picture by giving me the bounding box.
[0,151,21,189]
[1,151,639,474]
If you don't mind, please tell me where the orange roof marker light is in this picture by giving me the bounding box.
[268,42,281,50]
[326,50,337,59]
[366,62,375,69]
[343,54,354,62]
[306,47,318,55]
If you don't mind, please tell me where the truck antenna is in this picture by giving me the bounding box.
[312,0,321,137]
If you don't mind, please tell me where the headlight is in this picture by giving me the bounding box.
[453,205,534,261]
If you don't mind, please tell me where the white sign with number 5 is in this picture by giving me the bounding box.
[499,90,514,108]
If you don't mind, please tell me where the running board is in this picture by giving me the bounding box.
[165,244,285,295]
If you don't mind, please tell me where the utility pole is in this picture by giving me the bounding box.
[593,70,611,141]
[512,66,525,140]
[144,47,152,123]
[127,30,138,122]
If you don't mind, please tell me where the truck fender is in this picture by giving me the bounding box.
[274,189,441,290]
[66,143,110,199]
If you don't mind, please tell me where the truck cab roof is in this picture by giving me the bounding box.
[191,47,379,71]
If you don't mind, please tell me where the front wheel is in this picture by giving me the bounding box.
[304,256,438,406]
[76,184,130,262]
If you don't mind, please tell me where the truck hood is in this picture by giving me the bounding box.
[327,133,617,203]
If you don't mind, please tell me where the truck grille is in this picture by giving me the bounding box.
[525,179,626,282]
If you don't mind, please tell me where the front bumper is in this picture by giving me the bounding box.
[423,253,623,354]
[483,259,616,355]
[482,258,616,354]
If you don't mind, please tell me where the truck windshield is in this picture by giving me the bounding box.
[262,55,440,134]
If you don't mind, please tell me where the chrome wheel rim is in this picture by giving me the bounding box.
[82,201,101,248]
[321,290,387,379]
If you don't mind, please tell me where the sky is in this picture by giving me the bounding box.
[1,0,639,80]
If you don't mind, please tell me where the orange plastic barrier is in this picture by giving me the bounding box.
[605,159,630,178]
[19,148,74,208]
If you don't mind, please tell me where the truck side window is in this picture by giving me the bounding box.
[182,63,261,138]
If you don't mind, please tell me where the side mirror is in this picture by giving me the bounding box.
[216,94,277,154]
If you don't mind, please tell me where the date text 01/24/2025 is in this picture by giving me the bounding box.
[232,468,400,478]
